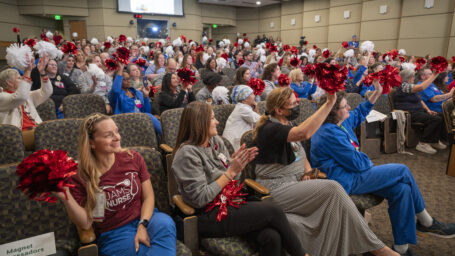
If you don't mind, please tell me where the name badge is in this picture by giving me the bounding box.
[218,153,227,166]
[56,82,64,88]
[93,192,105,222]
[134,99,142,109]
[99,81,106,91]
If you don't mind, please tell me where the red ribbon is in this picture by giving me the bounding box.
[205,180,247,222]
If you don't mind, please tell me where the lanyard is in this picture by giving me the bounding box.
[340,125,359,151]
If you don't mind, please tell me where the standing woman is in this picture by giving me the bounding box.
[55,113,176,256]
[172,101,306,256]
[158,73,195,114]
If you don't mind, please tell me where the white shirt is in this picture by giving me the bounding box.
[222,103,261,151]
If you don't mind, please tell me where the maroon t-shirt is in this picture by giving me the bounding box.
[70,150,150,234]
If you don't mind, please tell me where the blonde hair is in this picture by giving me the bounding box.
[0,69,19,90]
[78,113,130,219]
[289,68,303,83]
[253,87,293,140]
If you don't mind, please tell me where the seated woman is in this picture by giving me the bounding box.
[78,55,113,114]
[108,61,162,137]
[145,53,166,82]
[55,113,176,256]
[261,63,281,101]
[418,67,454,114]
[311,81,455,255]
[58,54,83,89]
[200,57,221,80]
[158,73,195,114]
[395,68,446,154]
[223,85,260,151]
[254,87,396,256]
[172,101,306,256]
[288,68,317,99]
[127,63,150,90]
[195,72,222,104]
[0,55,51,150]
[233,67,251,86]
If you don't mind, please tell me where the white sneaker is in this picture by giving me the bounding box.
[416,142,437,154]
[430,141,447,150]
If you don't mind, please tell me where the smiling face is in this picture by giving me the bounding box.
[121,72,131,89]
[158,54,165,67]
[208,110,219,137]
[243,69,251,82]
[170,74,179,89]
[66,56,75,69]
[46,60,58,75]
[335,98,351,124]
[129,64,140,79]
[90,119,122,154]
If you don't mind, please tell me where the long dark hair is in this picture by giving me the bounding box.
[234,66,250,85]
[161,73,175,94]
[205,57,216,71]
[262,63,278,81]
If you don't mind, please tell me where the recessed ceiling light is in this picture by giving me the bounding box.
[256,1,261,5]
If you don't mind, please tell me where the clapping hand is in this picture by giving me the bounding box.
[228,144,258,177]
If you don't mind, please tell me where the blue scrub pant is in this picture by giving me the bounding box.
[145,113,162,137]
[350,164,425,245]
[98,209,176,256]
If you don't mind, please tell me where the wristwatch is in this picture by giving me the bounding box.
[138,219,149,228]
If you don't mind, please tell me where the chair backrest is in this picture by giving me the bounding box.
[35,118,83,158]
[0,125,25,165]
[0,163,78,253]
[239,130,257,181]
[129,146,171,214]
[258,101,267,115]
[220,75,232,87]
[365,92,391,114]
[295,98,316,124]
[193,80,205,92]
[161,108,184,149]
[346,93,364,109]
[36,98,56,121]
[388,89,397,110]
[111,113,158,149]
[213,104,235,135]
[63,94,107,118]
[442,100,454,134]
[221,67,236,81]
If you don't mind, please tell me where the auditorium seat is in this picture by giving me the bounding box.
[62,94,106,118]
[36,98,57,121]
[0,124,25,165]
[111,113,158,149]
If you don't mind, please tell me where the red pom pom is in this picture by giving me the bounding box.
[141,42,146,46]
[206,180,246,222]
[322,49,331,58]
[24,38,36,49]
[313,45,318,49]
[399,56,405,63]
[103,41,111,50]
[221,53,229,61]
[269,44,277,53]
[189,39,193,43]
[278,58,283,67]
[303,40,308,46]
[448,81,455,91]
[452,56,455,63]
[363,65,402,94]
[372,51,377,57]
[313,63,348,94]
[196,45,204,53]
[208,38,213,43]
[13,27,20,33]
[364,72,382,86]
[382,53,388,60]
[243,33,247,37]
[283,44,291,52]
[290,46,298,55]
[16,150,77,203]
[61,42,78,55]
[290,57,301,67]
[166,36,171,41]
[238,58,245,66]
[278,74,290,87]
[149,50,154,58]
[265,42,271,49]
[244,38,249,43]
[155,42,162,48]
[303,64,315,77]
[105,58,118,71]
[113,47,130,65]
[148,85,157,98]
[134,58,147,67]
[53,35,62,45]
[180,35,186,43]
[387,49,398,60]
[341,41,349,48]
[430,56,448,73]
[118,34,127,43]
[234,42,238,48]
[177,67,197,84]
[248,78,266,96]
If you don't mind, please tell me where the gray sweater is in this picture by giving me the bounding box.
[172,136,234,209]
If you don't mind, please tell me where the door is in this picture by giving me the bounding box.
[69,20,87,40]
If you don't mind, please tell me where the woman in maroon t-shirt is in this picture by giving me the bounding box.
[54,113,176,256]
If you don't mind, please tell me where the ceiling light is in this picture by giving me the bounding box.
[256,1,261,5]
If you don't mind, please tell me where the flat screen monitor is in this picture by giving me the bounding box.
[137,19,169,39]
[117,0,184,16]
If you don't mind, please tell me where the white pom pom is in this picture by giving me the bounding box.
[257,48,265,56]
[57,50,64,60]
[202,36,208,42]
[6,43,33,70]
[384,55,389,61]
[127,37,133,42]
[106,36,114,43]
[300,53,308,58]
[212,86,230,105]
[308,49,316,57]
[165,46,174,57]
[72,32,78,38]
[46,31,53,39]
[203,53,210,64]
[360,40,374,53]
[87,63,105,79]
[260,55,267,63]
[218,41,225,48]
[223,39,231,45]
[189,41,196,47]
[244,42,250,48]
[401,62,416,71]
[159,39,166,45]
[216,57,227,69]
[173,37,182,47]
[90,38,99,45]
[260,42,266,49]
[236,32,240,37]
[238,38,243,45]
[34,40,59,59]
[344,49,354,57]
[399,49,406,55]
[143,37,149,42]
[140,46,150,54]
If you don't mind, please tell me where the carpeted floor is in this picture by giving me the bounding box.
[368,147,455,255]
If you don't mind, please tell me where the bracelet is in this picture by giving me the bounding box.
[223,172,233,180]
[22,76,32,82]
[40,72,47,77]
[42,76,49,83]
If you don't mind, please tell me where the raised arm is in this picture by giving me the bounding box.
[411,72,438,93]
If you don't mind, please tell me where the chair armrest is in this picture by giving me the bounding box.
[154,115,160,120]
[244,178,269,195]
[316,169,327,179]
[172,195,195,215]
[77,227,96,244]
[160,144,174,153]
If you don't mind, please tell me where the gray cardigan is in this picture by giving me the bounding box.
[172,136,234,209]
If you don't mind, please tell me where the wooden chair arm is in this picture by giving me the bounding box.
[160,144,174,153]
[244,178,269,195]
[77,226,96,244]
[172,195,195,215]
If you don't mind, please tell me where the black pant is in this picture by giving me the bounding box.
[410,111,443,143]
[198,201,305,256]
